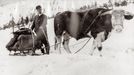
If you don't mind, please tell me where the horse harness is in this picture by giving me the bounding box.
[85,10,104,34]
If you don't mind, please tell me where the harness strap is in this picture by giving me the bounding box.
[84,10,103,34]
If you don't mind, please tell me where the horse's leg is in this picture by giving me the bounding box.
[55,36,62,54]
[63,33,71,54]
[96,39,103,57]
[90,39,97,56]
[54,37,58,50]
[91,31,105,56]
[97,32,105,57]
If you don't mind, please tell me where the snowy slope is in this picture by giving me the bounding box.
[0,17,134,75]
[0,0,134,75]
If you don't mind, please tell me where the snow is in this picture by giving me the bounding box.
[0,54,134,75]
[0,0,134,75]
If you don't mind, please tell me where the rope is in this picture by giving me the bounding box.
[42,38,88,49]
[68,39,88,47]
[74,38,91,54]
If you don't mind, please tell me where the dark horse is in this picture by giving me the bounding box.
[54,8,133,56]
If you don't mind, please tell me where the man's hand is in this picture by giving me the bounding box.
[33,31,37,36]
[30,29,37,36]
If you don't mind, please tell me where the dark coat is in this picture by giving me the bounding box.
[31,14,50,54]
[31,14,47,32]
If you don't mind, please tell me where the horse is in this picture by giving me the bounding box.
[54,8,133,56]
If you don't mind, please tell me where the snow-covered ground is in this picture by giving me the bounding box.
[0,0,134,75]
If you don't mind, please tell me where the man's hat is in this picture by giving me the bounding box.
[36,5,42,10]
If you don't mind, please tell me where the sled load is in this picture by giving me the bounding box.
[6,28,44,56]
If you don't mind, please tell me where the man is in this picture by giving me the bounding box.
[31,5,50,54]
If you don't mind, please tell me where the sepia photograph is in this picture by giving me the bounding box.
[0,0,134,75]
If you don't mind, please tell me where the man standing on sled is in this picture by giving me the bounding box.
[31,5,50,54]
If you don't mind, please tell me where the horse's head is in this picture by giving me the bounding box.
[111,9,133,33]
